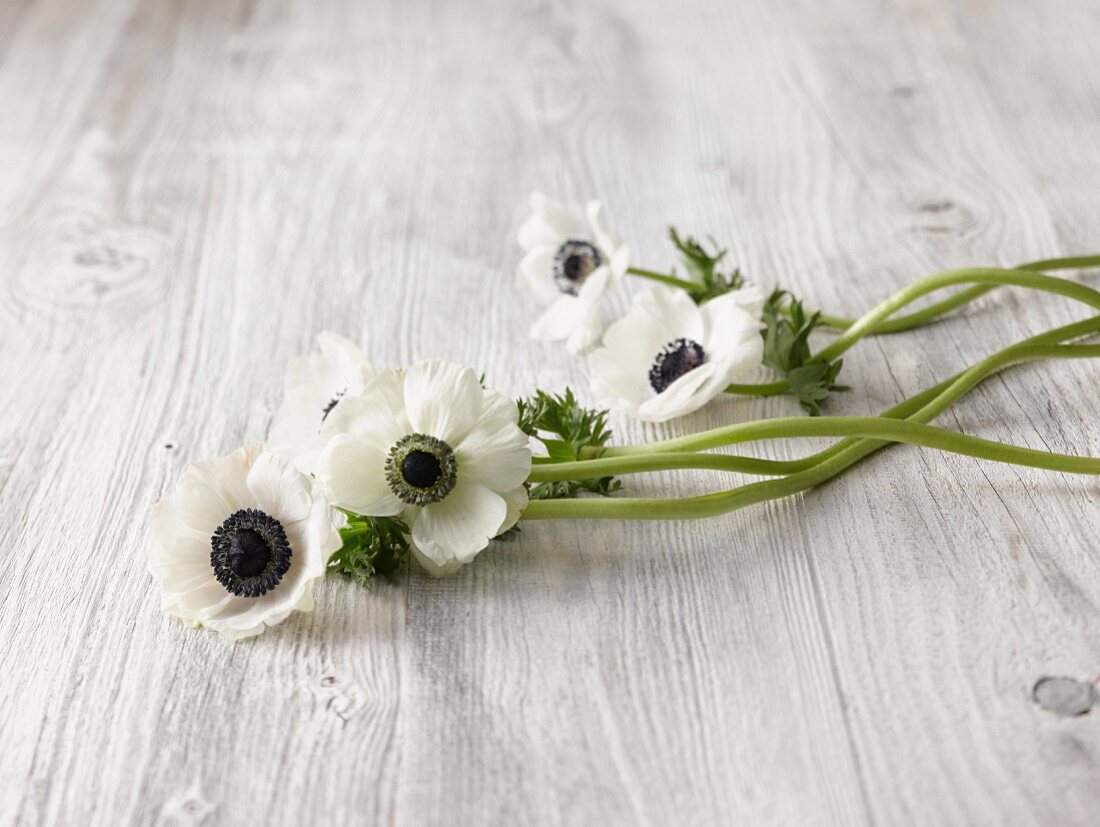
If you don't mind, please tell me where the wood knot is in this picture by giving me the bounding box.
[1032,676,1095,717]
[916,200,954,213]
[73,245,135,269]
[910,198,976,235]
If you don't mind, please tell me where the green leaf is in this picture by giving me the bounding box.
[528,476,622,500]
[327,513,409,584]
[761,290,846,415]
[668,227,746,303]
[515,388,621,500]
[540,439,576,463]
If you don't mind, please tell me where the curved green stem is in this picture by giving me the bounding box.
[722,380,789,397]
[725,256,1100,397]
[524,332,1100,521]
[818,255,1100,333]
[530,452,808,480]
[789,314,1100,472]
[817,284,990,333]
[626,267,699,292]
[815,269,1100,363]
[616,318,1100,466]
[528,413,1100,482]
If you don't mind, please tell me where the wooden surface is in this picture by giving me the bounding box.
[2,0,1099,824]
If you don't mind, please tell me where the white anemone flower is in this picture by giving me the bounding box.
[268,332,375,474]
[148,445,341,641]
[316,362,531,576]
[588,285,765,422]
[516,191,629,354]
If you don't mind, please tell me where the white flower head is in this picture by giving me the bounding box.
[148,445,341,641]
[516,192,629,354]
[316,362,532,576]
[588,285,765,422]
[268,332,375,474]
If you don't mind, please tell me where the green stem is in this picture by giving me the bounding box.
[524,327,1100,520]
[819,255,1100,333]
[528,411,1100,482]
[615,315,1100,462]
[721,258,1100,400]
[815,268,1100,363]
[531,452,808,480]
[626,266,700,292]
[722,380,789,396]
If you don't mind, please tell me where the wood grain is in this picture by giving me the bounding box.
[2,0,1099,824]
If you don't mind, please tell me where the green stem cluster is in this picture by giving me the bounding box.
[633,255,1100,398]
[818,255,1100,333]
[524,264,1100,522]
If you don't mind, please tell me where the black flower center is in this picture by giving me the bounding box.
[402,449,442,489]
[385,433,458,505]
[228,529,271,578]
[649,338,707,394]
[553,239,602,296]
[210,509,292,598]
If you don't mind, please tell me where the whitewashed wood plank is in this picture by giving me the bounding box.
[1,0,1098,825]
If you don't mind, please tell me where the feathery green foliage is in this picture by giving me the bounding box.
[327,513,409,583]
[668,228,746,303]
[761,290,846,415]
[516,388,622,500]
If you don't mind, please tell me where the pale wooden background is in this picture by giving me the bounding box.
[2,0,1099,824]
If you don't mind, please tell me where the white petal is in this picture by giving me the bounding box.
[637,361,724,422]
[267,408,327,474]
[725,283,766,319]
[713,335,766,385]
[411,481,506,565]
[587,345,651,417]
[275,355,329,418]
[187,445,259,515]
[315,331,374,392]
[219,623,268,642]
[497,484,529,536]
[700,295,765,356]
[154,481,226,543]
[409,544,467,577]
[701,301,766,384]
[147,505,215,594]
[532,267,612,354]
[575,263,613,304]
[246,452,312,525]
[517,192,587,250]
[587,286,685,414]
[321,371,409,450]
[599,287,665,361]
[516,245,562,307]
[563,308,606,354]
[456,395,531,491]
[608,243,630,284]
[636,285,704,344]
[172,581,234,619]
[403,361,484,444]
[267,333,374,474]
[408,480,525,578]
[585,200,629,283]
[531,295,580,341]
[316,434,402,516]
[212,578,310,638]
